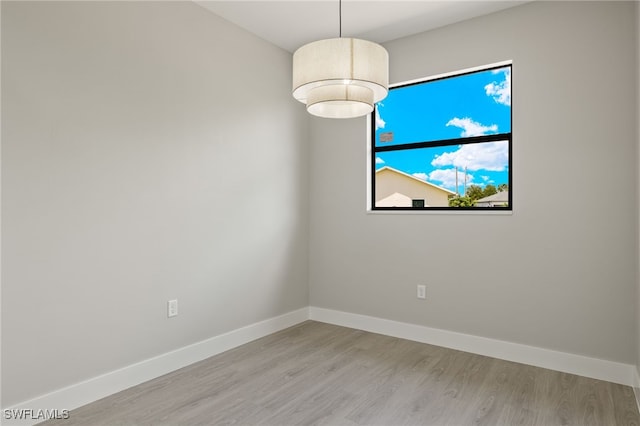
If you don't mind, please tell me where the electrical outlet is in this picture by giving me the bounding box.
[417,285,426,300]
[167,299,178,317]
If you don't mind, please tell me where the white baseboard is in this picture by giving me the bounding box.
[309,306,637,387]
[1,307,309,426]
[4,305,637,426]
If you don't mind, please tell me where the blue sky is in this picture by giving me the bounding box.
[374,66,511,193]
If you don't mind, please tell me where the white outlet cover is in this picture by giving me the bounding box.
[167,300,178,317]
[417,285,426,299]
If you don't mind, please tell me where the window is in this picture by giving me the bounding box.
[371,63,512,211]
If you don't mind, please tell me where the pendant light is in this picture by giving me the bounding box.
[292,0,389,119]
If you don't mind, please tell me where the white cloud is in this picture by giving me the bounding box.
[412,172,427,181]
[485,68,511,106]
[375,157,385,164]
[446,117,498,137]
[428,168,474,190]
[431,140,508,172]
[375,106,386,131]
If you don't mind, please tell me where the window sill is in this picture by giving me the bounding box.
[366,209,513,216]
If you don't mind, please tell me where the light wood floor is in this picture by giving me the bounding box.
[41,321,640,425]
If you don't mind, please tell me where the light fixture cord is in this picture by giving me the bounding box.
[339,0,342,38]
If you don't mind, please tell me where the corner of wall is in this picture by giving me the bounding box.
[636,0,640,406]
[636,0,640,368]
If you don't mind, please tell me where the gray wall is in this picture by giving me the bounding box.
[1,1,309,406]
[309,1,638,365]
[636,0,640,379]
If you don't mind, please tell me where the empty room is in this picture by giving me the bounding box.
[2,0,640,425]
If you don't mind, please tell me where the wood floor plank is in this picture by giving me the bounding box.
[39,321,640,426]
[610,381,640,426]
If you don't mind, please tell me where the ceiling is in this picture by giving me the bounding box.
[196,1,531,53]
